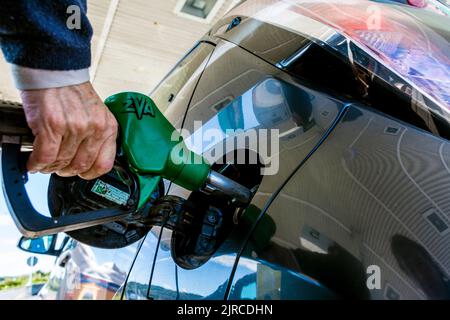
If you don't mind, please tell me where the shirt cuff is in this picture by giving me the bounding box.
[9,64,90,90]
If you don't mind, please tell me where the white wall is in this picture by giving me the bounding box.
[0,0,233,102]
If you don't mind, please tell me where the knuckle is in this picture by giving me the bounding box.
[48,115,66,133]
[92,117,106,132]
[107,123,119,138]
[34,153,57,166]
[42,164,61,173]
[26,119,40,133]
[94,160,114,175]
[56,171,77,178]
[71,120,88,134]
[110,116,118,130]
[106,115,118,133]
[71,162,91,173]
[79,173,96,180]
[55,158,72,168]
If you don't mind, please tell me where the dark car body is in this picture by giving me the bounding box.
[37,0,450,300]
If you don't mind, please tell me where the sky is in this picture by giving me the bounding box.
[0,173,55,277]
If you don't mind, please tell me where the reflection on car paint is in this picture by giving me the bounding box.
[230,104,450,299]
[215,1,450,138]
[40,240,139,300]
[141,40,348,299]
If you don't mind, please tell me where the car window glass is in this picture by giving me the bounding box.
[150,42,215,128]
[215,13,450,138]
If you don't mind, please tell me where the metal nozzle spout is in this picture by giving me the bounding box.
[202,170,252,205]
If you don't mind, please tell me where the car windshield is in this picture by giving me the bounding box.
[228,0,450,114]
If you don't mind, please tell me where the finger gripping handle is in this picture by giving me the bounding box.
[1,143,130,238]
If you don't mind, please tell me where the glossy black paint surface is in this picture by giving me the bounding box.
[230,104,450,299]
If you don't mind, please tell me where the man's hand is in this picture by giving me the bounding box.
[21,82,118,180]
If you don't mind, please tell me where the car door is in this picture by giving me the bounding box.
[122,38,348,300]
[228,103,450,300]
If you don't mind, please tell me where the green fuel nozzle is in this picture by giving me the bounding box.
[0,93,252,239]
[104,92,252,209]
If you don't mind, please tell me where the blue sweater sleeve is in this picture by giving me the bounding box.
[0,0,93,70]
